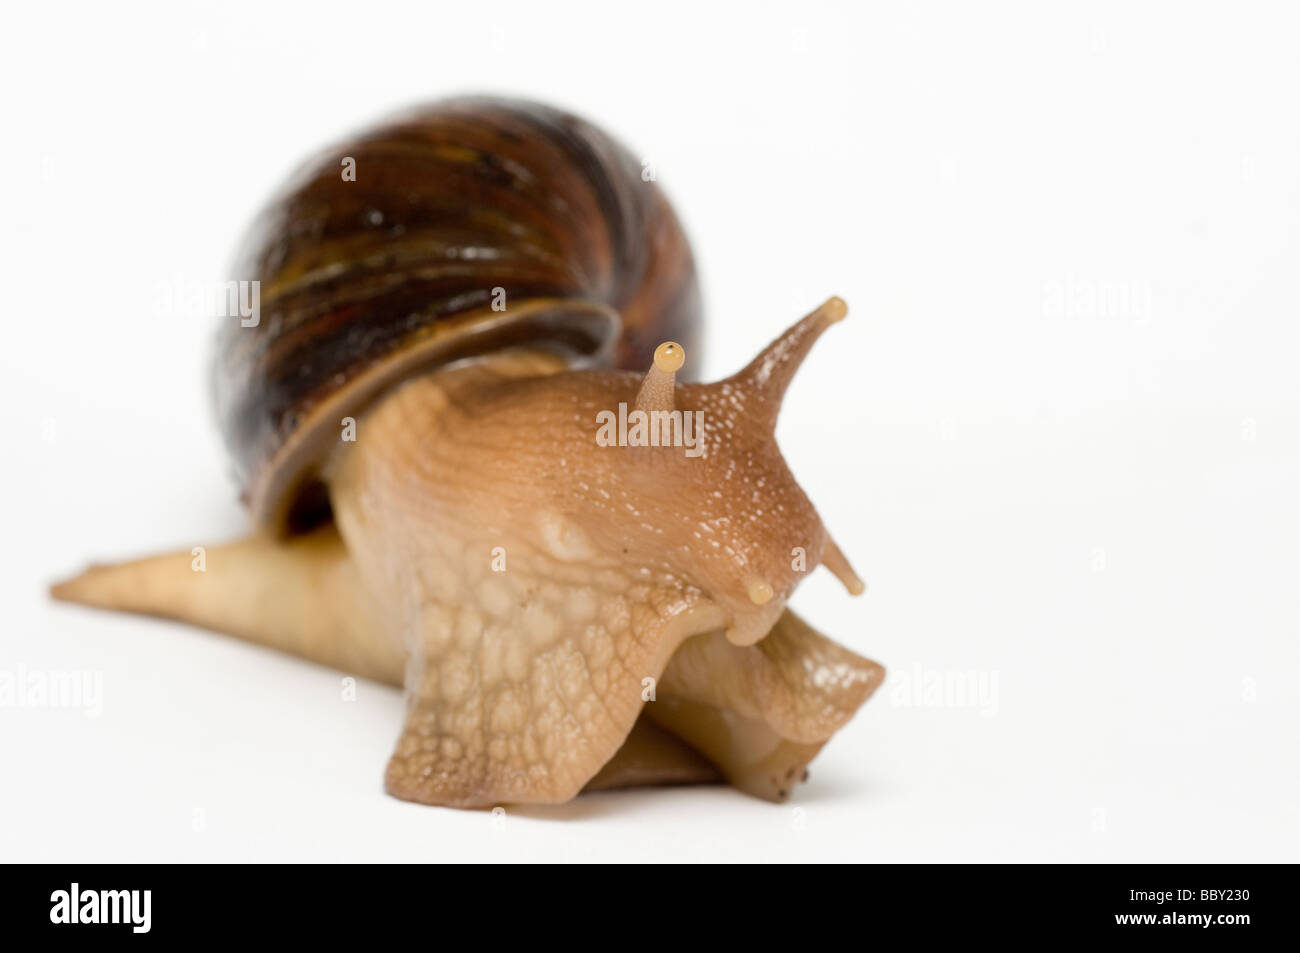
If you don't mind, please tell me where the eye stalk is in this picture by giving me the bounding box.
[731,296,848,432]
[634,340,685,413]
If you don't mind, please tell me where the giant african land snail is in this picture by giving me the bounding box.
[53,97,884,808]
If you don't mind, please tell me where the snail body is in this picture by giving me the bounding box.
[53,97,883,808]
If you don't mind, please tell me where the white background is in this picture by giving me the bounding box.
[2,0,1297,862]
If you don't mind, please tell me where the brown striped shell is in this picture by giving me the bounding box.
[213,96,701,531]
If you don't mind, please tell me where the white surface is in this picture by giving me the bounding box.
[2,0,1297,862]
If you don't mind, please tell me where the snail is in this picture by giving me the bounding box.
[51,96,884,809]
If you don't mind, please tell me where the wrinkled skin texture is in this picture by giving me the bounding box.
[52,301,884,808]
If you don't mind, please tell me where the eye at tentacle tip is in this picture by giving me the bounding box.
[819,295,849,324]
[823,538,867,597]
[634,340,685,413]
[654,340,686,373]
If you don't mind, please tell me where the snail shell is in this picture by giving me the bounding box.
[215,96,701,529]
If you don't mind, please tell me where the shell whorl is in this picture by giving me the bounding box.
[213,96,701,530]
